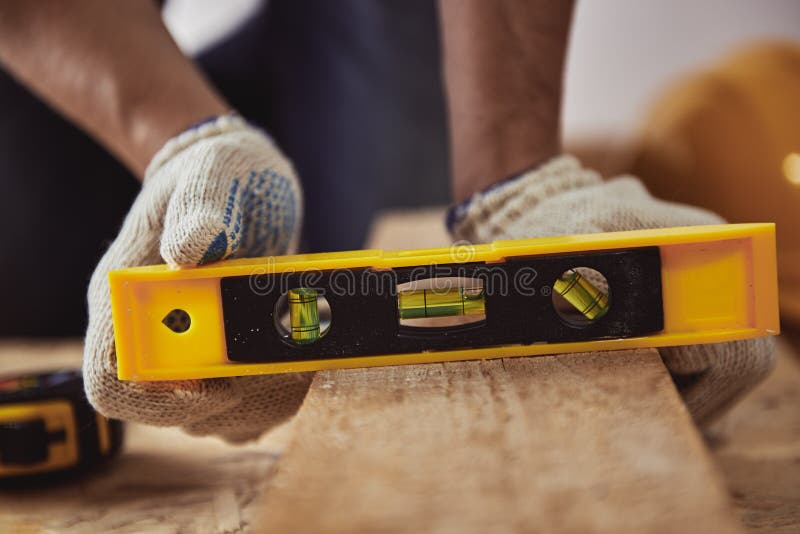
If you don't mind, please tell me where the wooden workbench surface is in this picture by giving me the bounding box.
[1,339,798,532]
[0,340,295,533]
[0,210,796,533]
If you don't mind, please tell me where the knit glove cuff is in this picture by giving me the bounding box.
[448,155,601,243]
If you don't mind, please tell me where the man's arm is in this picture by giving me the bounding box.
[0,0,228,177]
[438,0,574,201]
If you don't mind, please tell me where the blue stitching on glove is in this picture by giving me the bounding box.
[223,178,239,227]
[199,231,229,264]
[445,170,526,233]
[227,167,298,257]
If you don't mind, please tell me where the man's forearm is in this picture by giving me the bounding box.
[439,0,574,201]
[0,0,228,177]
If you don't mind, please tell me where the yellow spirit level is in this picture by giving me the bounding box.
[110,224,779,381]
[0,370,123,482]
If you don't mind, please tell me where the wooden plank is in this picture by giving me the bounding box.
[259,350,743,533]
[713,335,800,533]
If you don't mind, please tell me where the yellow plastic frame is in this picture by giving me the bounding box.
[110,224,780,381]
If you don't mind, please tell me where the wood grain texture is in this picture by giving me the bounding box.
[259,350,743,533]
[0,424,286,533]
[712,336,800,533]
[0,340,292,534]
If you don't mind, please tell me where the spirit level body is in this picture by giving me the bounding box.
[110,224,780,381]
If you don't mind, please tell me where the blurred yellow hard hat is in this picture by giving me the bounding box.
[633,41,800,329]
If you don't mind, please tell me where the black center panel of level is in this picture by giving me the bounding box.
[221,247,664,363]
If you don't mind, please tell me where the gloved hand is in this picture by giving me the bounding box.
[448,155,775,426]
[84,114,313,442]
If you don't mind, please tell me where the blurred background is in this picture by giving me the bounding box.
[165,0,800,329]
[165,0,799,148]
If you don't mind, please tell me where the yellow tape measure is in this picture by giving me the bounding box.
[0,370,123,483]
[109,223,780,381]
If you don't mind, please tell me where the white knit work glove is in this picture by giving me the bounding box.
[84,115,313,442]
[449,155,775,426]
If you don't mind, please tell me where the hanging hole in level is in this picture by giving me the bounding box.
[162,309,191,333]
